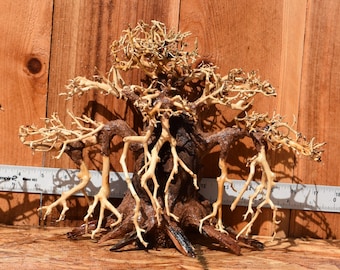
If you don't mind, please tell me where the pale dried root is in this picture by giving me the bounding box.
[84,156,122,238]
[199,158,231,234]
[163,134,199,222]
[84,196,122,238]
[16,21,326,255]
[236,112,325,162]
[138,117,171,224]
[19,112,104,160]
[163,138,181,222]
[120,139,148,247]
[232,145,280,239]
[236,199,280,239]
[38,161,91,222]
[230,154,258,211]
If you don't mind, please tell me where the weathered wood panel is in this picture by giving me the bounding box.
[291,0,340,239]
[179,0,313,238]
[39,0,182,227]
[0,0,52,165]
[46,0,181,170]
[0,0,53,225]
[0,226,339,270]
[0,0,338,238]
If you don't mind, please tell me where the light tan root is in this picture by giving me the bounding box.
[84,155,122,238]
[120,139,148,247]
[119,116,198,246]
[145,116,197,223]
[231,146,280,239]
[38,160,91,222]
[199,158,232,234]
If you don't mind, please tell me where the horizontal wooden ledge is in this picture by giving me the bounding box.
[0,225,339,269]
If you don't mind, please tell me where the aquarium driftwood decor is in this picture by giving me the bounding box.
[19,21,324,256]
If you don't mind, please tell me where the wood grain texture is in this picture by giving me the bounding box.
[46,0,181,170]
[0,0,182,227]
[291,0,340,239]
[41,0,182,226]
[0,226,339,270]
[179,0,310,238]
[0,0,53,225]
[179,0,285,184]
[0,0,52,166]
[0,0,338,238]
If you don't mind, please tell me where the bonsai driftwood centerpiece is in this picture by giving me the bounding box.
[19,21,324,256]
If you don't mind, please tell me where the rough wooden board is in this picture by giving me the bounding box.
[0,0,52,166]
[292,0,340,239]
[177,0,339,239]
[46,0,181,170]
[0,0,53,224]
[0,225,339,270]
[178,0,306,239]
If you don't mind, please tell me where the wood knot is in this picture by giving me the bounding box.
[26,57,42,74]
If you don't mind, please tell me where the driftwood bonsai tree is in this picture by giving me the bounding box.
[19,21,324,256]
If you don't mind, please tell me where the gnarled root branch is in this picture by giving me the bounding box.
[120,116,198,246]
[38,160,91,221]
[84,155,122,238]
[119,128,153,247]
[231,145,280,239]
[199,127,244,234]
[199,158,232,233]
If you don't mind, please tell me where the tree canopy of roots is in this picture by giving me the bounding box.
[19,20,324,256]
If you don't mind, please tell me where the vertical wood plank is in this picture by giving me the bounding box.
[179,0,312,237]
[41,0,181,224]
[0,0,53,225]
[179,0,283,181]
[291,0,340,239]
[46,0,181,170]
[0,0,52,166]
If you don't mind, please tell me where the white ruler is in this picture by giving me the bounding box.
[199,178,340,213]
[0,164,339,213]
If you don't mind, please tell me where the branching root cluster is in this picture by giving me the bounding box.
[19,20,324,256]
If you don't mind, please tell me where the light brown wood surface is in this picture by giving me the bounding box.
[0,0,53,225]
[291,0,340,239]
[0,225,339,270]
[0,0,52,166]
[0,0,339,239]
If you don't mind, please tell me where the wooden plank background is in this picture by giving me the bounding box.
[0,0,339,239]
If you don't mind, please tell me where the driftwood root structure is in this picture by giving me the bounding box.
[19,21,324,256]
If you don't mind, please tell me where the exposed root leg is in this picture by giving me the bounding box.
[140,117,197,223]
[242,179,264,220]
[120,140,148,247]
[163,123,197,222]
[199,158,231,233]
[236,200,279,239]
[235,145,280,239]
[141,174,162,224]
[84,156,122,238]
[230,154,258,211]
[38,160,91,221]
[164,137,183,222]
